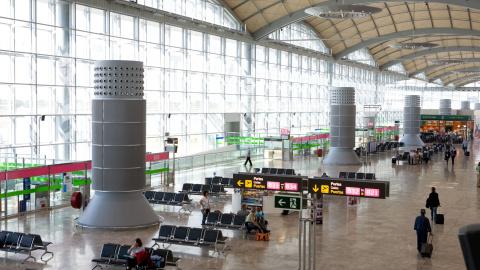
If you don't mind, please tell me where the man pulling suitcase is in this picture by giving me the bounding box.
[414,209,433,256]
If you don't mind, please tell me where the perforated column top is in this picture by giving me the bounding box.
[440,99,452,107]
[461,101,471,110]
[330,87,355,105]
[404,95,420,107]
[93,60,144,99]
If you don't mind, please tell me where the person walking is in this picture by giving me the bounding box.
[450,148,456,165]
[462,140,468,154]
[200,190,210,225]
[414,209,433,254]
[444,149,450,165]
[427,187,441,222]
[244,147,252,166]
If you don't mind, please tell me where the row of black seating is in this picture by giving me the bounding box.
[338,172,375,180]
[144,191,194,212]
[204,212,246,230]
[180,184,227,196]
[0,231,53,264]
[152,225,228,257]
[92,243,179,270]
[256,168,295,175]
[205,176,233,187]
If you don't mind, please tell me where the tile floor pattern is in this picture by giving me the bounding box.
[1,143,480,269]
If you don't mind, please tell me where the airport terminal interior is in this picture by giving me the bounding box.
[2,0,480,269]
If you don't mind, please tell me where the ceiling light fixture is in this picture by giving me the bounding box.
[305,5,382,19]
[429,60,465,65]
[389,42,438,50]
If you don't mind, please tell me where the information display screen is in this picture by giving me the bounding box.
[308,178,389,199]
[233,173,303,192]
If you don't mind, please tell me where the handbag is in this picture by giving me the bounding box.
[425,198,430,209]
[151,255,165,268]
[202,208,210,215]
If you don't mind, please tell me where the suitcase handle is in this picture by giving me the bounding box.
[427,234,433,243]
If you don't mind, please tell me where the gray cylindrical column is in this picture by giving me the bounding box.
[461,101,471,110]
[324,87,361,165]
[475,103,480,110]
[439,99,452,115]
[400,95,425,147]
[78,60,159,230]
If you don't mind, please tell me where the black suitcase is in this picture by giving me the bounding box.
[436,214,444,224]
[392,158,396,164]
[465,151,470,156]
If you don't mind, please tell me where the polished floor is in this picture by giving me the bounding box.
[1,142,479,270]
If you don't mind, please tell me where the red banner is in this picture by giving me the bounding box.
[50,163,86,174]
[7,166,49,180]
[146,152,169,162]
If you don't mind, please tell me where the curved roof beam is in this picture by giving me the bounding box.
[426,60,480,81]
[409,65,441,78]
[379,46,480,70]
[444,73,480,86]
[251,0,480,41]
[336,29,480,60]
[216,0,245,28]
[455,78,480,88]
[409,58,480,78]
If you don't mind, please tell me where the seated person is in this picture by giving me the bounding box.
[321,172,329,177]
[245,208,269,233]
[254,207,268,227]
[126,238,145,270]
[236,204,250,216]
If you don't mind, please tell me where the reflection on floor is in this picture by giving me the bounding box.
[1,142,479,269]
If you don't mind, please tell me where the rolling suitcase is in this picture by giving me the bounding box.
[465,151,470,156]
[477,174,480,187]
[421,235,433,258]
[392,158,396,164]
[436,210,444,224]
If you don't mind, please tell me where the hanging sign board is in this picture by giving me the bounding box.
[233,173,303,192]
[308,178,389,199]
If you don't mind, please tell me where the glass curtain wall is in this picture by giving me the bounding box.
[0,0,465,162]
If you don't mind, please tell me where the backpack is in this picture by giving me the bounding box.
[150,255,165,268]
[451,150,456,157]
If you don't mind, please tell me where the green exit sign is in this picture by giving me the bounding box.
[274,194,302,211]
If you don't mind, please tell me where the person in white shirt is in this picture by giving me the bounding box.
[244,147,252,166]
[126,238,145,270]
[200,190,211,225]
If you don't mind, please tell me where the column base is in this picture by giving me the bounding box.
[323,148,362,165]
[77,191,160,230]
[400,134,425,147]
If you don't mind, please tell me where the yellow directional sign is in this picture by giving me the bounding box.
[312,185,319,192]
[237,180,244,187]
[245,180,252,188]
[321,185,329,193]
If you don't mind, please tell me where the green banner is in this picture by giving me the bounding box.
[146,168,169,174]
[421,115,472,121]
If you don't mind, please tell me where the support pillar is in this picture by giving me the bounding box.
[78,60,159,229]
[324,87,361,165]
[400,95,424,147]
[439,99,452,115]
